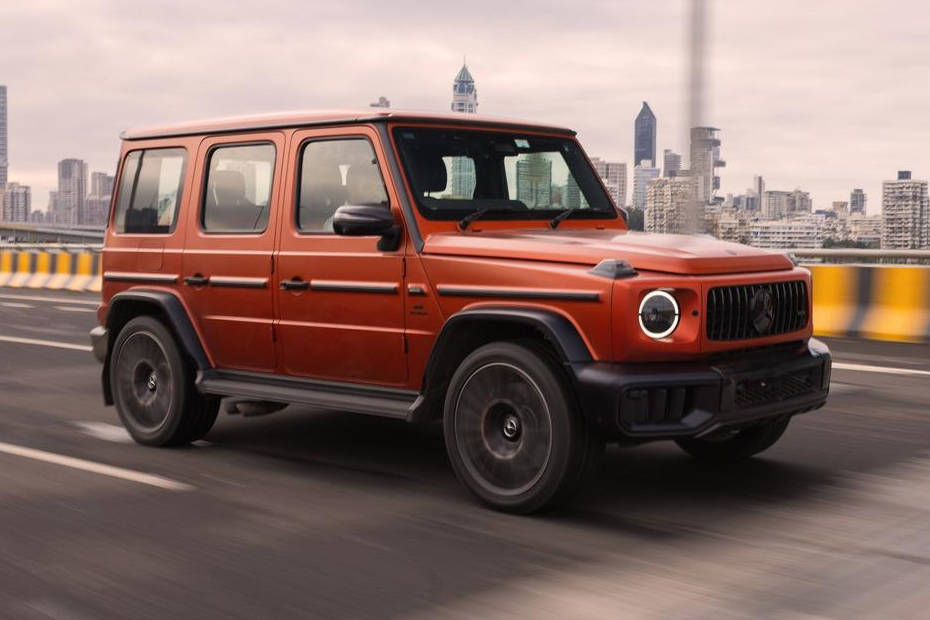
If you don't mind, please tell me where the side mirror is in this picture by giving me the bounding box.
[332,205,396,237]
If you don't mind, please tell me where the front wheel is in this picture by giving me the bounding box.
[443,341,600,514]
[675,416,790,462]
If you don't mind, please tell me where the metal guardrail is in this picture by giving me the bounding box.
[0,243,102,251]
[792,249,930,265]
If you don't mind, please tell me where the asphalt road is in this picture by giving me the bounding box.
[1,289,929,619]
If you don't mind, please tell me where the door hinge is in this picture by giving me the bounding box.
[401,256,407,278]
[270,254,275,273]
[271,324,277,342]
[403,334,409,353]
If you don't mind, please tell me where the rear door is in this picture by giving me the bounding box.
[275,126,407,386]
[180,132,285,372]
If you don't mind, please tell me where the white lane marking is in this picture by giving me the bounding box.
[55,305,97,313]
[0,293,98,306]
[0,334,92,352]
[0,441,194,491]
[0,302,34,308]
[74,421,133,444]
[833,361,930,378]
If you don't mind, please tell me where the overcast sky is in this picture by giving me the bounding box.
[2,0,927,214]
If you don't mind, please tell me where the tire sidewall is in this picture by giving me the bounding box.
[443,341,580,513]
[110,316,189,446]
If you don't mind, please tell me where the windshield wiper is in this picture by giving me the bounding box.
[549,208,582,229]
[458,207,519,231]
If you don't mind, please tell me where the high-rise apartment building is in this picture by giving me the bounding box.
[1,182,30,222]
[850,188,866,215]
[0,85,8,189]
[762,188,811,219]
[689,127,724,204]
[84,171,116,227]
[52,158,88,226]
[589,157,627,208]
[882,170,929,249]
[644,175,696,233]
[662,149,681,177]
[632,160,660,211]
[90,171,114,197]
[634,102,656,167]
[515,153,552,208]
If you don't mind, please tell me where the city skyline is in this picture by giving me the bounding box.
[0,1,924,216]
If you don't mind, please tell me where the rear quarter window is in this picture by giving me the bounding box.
[112,147,187,234]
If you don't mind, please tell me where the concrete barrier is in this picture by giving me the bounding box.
[810,265,930,343]
[0,248,101,293]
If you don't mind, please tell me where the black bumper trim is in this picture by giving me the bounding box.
[571,339,831,440]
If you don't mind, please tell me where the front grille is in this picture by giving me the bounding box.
[734,370,814,408]
[706,280,808,341]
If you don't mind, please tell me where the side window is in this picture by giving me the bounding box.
[202,143,276,233]
[112,148,186,234]
[297,138,388,233]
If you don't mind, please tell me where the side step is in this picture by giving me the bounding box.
[196,370,420,420]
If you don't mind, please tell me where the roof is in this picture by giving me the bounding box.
[454,63,474,83]
[120,108,575,141]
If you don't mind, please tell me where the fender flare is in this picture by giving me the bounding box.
[101,290,211,404]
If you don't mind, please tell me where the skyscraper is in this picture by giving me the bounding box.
[645,175,697,233]
[882,171,929,249]
[451,63,477,113]
[0,86,8,189]
[634,102,656,167]
[850,188,866,215]
[632,160,660,211]
[515,153,552,208]
[662,149,681,177]
[1,182,30,222]
[449,63,478,199]
[590,157,627,208]
[53,158,88,226]
[689,127,724,204]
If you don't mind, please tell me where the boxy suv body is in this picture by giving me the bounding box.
[91,109,831,512]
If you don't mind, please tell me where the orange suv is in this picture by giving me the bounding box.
[90,110,831,512]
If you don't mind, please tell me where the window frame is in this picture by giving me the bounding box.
[110,146,188,236]
[199,140,277,236]
[294,135,390,236]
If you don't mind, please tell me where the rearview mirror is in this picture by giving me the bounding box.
[332,205,396,237]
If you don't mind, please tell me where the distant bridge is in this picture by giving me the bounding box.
[0,222,105,244]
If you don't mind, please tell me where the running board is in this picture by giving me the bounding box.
[196,370,420,420]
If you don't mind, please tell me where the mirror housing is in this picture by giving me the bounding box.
[332,205,400,250]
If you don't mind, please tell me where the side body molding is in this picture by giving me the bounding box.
[100,290,211,404]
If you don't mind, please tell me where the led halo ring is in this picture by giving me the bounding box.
[638,290,681,339]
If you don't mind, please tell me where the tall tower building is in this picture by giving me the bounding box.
[634,102,656,167]
[451,62,477,113]
[1,182,30,222]
[0,86,8,189]
[662,149,681,177]
[689,126,724,204]
[645,176,697,233]
[515,153,552,208]
[590,157,628,208]
[54,158,88,226]
[850,188,866,215]
[632,160,660,211]
[882,171,929,249]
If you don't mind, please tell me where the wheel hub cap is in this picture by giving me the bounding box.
[502,414,521,441]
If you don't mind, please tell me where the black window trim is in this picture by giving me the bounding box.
[199,140,278,236]
[294,134,391,236]
[391,125,619,223]
[111,146,188,236]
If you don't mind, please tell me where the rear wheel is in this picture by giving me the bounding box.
[110,316,219,446]
[675,416,790,462]
[443,341,600,513]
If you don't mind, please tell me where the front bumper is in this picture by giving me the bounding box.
[572,338,831,440]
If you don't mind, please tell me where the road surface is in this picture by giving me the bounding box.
[0,289,929,619]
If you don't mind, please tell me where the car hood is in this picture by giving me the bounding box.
[422,229,793,275]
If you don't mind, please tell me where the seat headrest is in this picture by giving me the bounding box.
[210,169,248,206]
[413,153,448,194]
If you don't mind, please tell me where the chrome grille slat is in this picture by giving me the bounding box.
[706,280,808,341]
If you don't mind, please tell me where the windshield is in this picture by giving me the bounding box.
[392,127,618,222]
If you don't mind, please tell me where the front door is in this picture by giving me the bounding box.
[181,132,285,372]
[275,127,407,386]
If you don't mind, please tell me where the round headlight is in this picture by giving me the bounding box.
[638,290,680,339]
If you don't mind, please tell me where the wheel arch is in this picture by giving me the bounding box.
[101,290,211,405]
[410,306,594,422]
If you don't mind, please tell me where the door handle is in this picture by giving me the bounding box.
[280,278,310,291]
[184,274,210,287]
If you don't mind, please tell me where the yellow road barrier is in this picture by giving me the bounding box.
[0,248,102,294]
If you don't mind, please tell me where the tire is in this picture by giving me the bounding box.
[110,315,219,446]
[675,416,790,463]
[443,340,601,514]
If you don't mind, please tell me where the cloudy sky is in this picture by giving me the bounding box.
[2,0,927,214]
